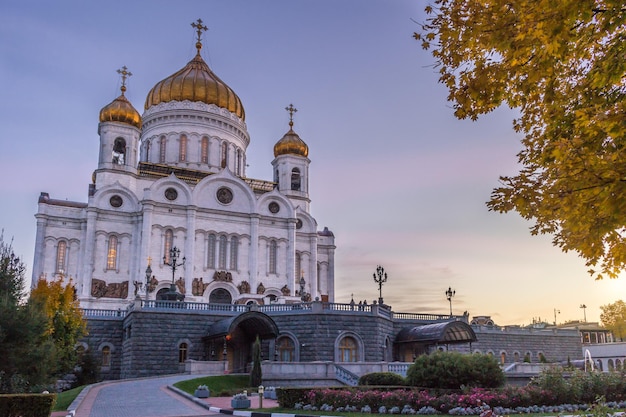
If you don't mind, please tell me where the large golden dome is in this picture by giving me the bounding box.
[144,41,245,120]
[99,85,142,129]
[274,127,309,158]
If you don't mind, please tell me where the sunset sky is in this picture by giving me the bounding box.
[2,0,624,325]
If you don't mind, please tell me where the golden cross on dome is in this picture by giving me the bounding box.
[285,103,298,128]
[116,66,132,94]
[191,18,208,44]
[147,256,152,267]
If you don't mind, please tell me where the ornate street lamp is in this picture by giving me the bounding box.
[580,304,587,322]
[373,265,387,305]
[445,286,455,316]
[159,246,186,301]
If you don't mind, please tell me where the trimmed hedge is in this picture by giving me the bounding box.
[0,393,55,417]
[358,372,406,386]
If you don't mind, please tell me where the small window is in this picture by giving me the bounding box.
[501,352,506,364]
[269,240,277,274]
[339,336,357,362]
[201,137,209,164]
[207,234,216,268]
[56,241,67,274]
[107,235,118,270]
[277,337,295,362]
[229,236,238,270]
[291,168,301,190]
[179,342,188,363]
[164,229,173,264]
[221,142,228,168]
[295,252,302,280]
[218,235,227,269]
[179,135,187,162]
[102,346,111,367]
[113,138,126,165]
[159,136,166,163]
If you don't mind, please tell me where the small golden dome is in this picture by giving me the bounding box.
[144,47,245,120]
[273,128,309,158]
[99,85,142,129]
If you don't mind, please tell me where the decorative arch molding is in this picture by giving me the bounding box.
[150,174,193,204]
[202,281,239,301]
[94,182,141,212]
[256,190,296,218]
[275,331,300,362]
[193,169,256,212]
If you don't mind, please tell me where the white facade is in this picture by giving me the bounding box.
[32,39,335,310]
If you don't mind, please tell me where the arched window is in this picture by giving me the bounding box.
[201,137,209,164]
[616,359,622,370]
[207,234,216,268]
[514,352,520,362]
[236,149,242,175]
[209,288,232,304]
[274,169,279,184]
[159,136,166,163]
[56,241,67,274]
[179,135,187,162]
[339,336,357,362]
[163,229,173,264]
[221,142,228,168]
[295,252,302,280]
[609,359,615,371]
[107,235,118,270]
[291,168,301,190]
[277,337,295,362]
[145,140,151,161]
[500,352,506,364]
[218,235,227,270]
[269,240,277,274]
[179,342,188,363]
[102,346,111,367]
[229,236,238,270]
[113,137,126,165]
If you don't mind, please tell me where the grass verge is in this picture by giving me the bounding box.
[173,374,250,396]
[52,385,85,411]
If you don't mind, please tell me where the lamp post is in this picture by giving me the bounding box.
[161,246,185,301]
[554,308,560,325]
[445,287,455,316]
[580,304,587,322]
[373,265,387,305]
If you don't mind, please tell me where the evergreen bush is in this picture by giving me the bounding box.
[358,372,406,386]
[405,351,504,389]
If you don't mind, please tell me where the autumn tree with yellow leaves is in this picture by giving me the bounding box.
[30,277,87,377]
[415,1,626,279]
[600,300,626,341]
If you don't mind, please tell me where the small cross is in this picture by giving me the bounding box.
[191,18,208,43]
[285,103,298,128]
[147,256,152,267]
[116,66,132,94]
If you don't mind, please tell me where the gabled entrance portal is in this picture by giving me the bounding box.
[204,311,279,373]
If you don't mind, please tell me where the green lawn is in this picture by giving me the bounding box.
[173,374,251,396]
[52,385,86,411]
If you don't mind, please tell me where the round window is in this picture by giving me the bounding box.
[216,187,234,204]
[269,202,280,213]
[110,195,123,208]
[165,187,178,201]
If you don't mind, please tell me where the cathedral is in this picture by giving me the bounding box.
[29,21,583,382]
[32,20,336,310]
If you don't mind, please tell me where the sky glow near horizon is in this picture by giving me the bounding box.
[1,0,624,326]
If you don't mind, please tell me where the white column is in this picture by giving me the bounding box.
[309,234,318,299]
[287,219,296,294]
[185,206,196,296]
[32,215,48,288]
[249,215,260,289]
[80,209,98,297]
[139,204,154,298]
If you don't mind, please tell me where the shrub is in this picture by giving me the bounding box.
[406,351,504,389]
[359,372,406,386]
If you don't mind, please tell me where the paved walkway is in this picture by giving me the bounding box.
[58,374,279,417]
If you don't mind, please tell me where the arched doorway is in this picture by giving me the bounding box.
[204,311,279,372]
[394,320,477,361]
[209,288,232,304]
